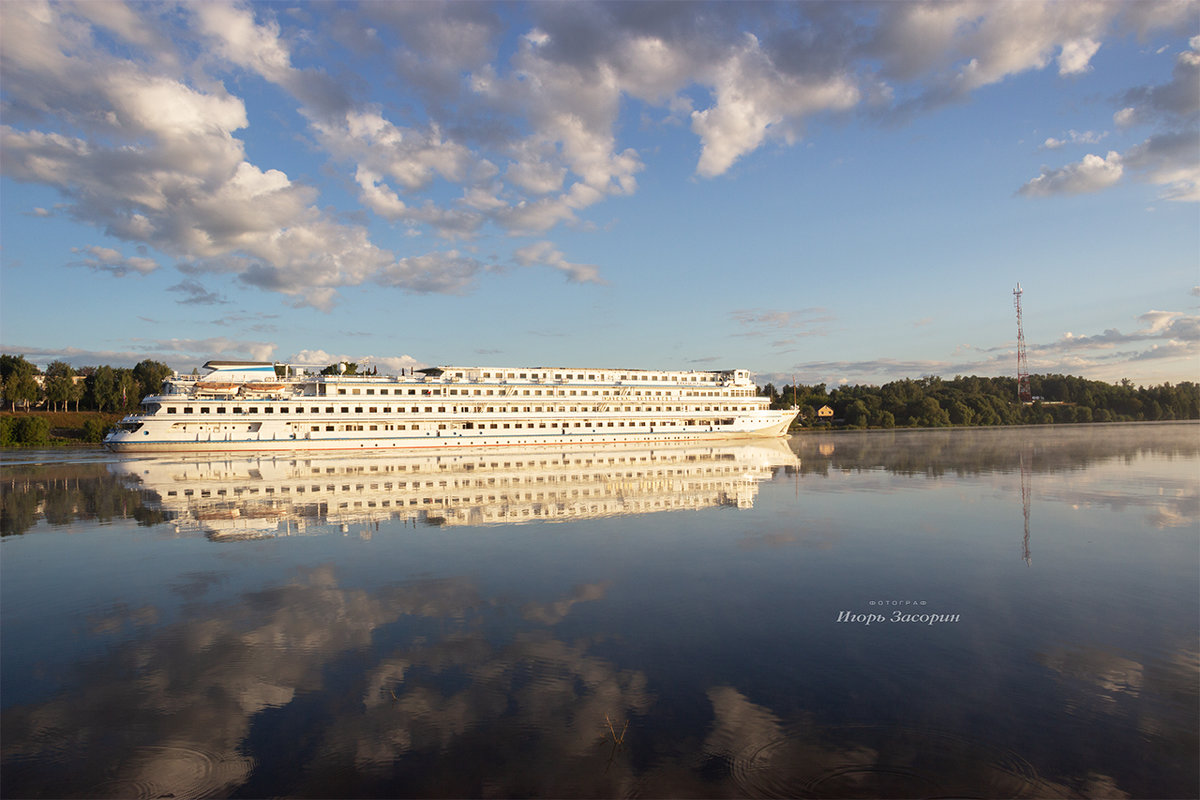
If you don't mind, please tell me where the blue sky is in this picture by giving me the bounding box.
[1,0,1197,387]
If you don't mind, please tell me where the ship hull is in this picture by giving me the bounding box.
[104,416,796,453]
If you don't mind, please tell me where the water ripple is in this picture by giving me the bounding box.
[85,743,253,800]
[729,724,1048,799]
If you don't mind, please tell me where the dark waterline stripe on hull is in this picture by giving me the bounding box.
[105,430,785,453]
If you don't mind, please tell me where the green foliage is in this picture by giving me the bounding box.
[115,369,140,412]
[2,464,166,536]
[764,374,1200,429]
[11,416,50,445]
[88,365,118,411]
[320,361,358,376]
[44,361,81,411]
[0,355,40,411]
[81,418,112,443]
[132,360,172,400]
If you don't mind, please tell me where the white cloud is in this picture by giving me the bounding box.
[1123,131,1200,202]
[513,242,603,284]
[1042,130,1105,149]
[1,0,1195,315]
[1058,38,1102,75]
[373,251,489,295]
[870,0,1114,99]
[1019,151,1124,196]
[69,245,159,276]
[691,34,860,177]
[1034,36,1200,203]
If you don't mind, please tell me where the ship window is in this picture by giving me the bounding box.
[341,407,349,413]
[311,426,320,431]
[369,407,377,413]
[247,408,257,414]
[369,425,377,431]
[408,390,416,395]
[326,426,334,431]
[200,407,210,414]
[265,407,273,413]
[355,407,363,413]
[383,407,391,413]
[217,407,227,414]
[438,407,446,412]
[519,373,526,378]
[366,389,374,395]
[184,407,194,413]
[338,389,346,395]
[167,407,177,414]
[380,389,388,395]
[425,407,432,413]
[325,407,334,413]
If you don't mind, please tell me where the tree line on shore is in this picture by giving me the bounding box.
[1,355,172,414]
[1,354,1196,439]
[763,374,1200,427]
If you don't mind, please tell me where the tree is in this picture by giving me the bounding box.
[845,400,870,428]
[913,397,951,427]
[321,361,358,376]
[115,369,140,411]
[872,410,896,428]
[89,365,118,412]
[44,361,78,412]
[82,418,111,443]
[0,355,40,411]
[132,360,172,400]
[12,416,49,444]
[947,399,974,426]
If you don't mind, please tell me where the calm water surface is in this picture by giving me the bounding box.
[2,424,1197,798]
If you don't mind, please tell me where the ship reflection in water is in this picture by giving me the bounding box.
[114,440,799,540]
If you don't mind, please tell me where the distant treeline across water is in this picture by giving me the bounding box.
[0,354,1196,436]
[760,374,1200,428]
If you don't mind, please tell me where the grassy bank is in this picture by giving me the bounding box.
[0,411,123,446]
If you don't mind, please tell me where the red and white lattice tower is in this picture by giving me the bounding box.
[1013,283,1032,403]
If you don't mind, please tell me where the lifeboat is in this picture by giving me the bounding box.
[193,382,240,397]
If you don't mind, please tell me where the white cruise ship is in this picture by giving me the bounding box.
[104,360,798,453]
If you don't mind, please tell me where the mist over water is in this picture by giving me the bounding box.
[3,424,1197,798]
